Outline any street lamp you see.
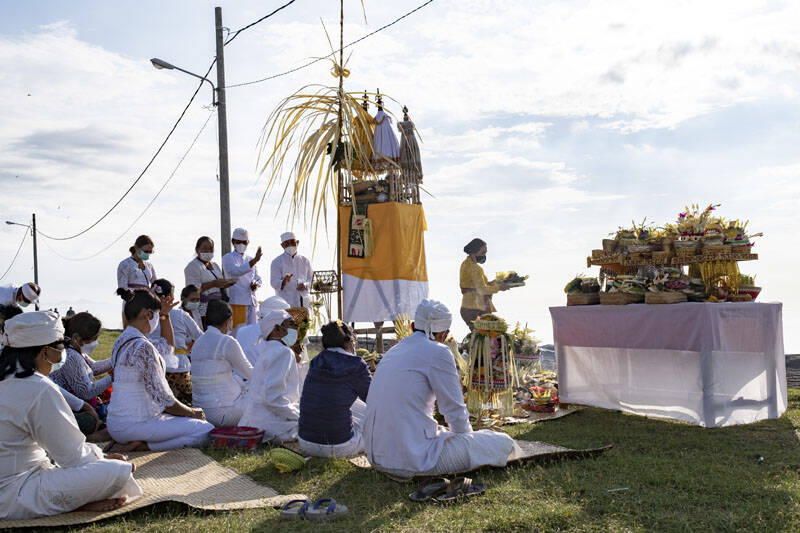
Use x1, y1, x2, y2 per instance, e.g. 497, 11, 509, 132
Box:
5, 214, 39, 310
149, 8, 232, 255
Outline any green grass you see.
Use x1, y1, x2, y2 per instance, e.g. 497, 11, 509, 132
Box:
71, 331, 800, 532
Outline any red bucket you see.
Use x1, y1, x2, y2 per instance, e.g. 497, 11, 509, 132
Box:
209, 426, 264, 450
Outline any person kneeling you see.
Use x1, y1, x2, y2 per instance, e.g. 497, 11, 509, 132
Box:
298, 321, 371, 458
364, 299, 514, 480
239, 310, 300, 443
0, 311, 142, 519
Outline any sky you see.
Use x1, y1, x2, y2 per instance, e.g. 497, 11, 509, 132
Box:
0, 0, 799, 351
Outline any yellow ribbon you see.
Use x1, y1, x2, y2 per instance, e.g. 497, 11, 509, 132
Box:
330, 64, 350, 78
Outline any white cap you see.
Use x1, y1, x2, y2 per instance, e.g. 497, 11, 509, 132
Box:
232, 228, 249, 241
259, 310, 291, 339
1, 311, 64, 348
280, 231, 297, 243
414, 299, 452, 339
20, 283, 39, 304
258, 296, 290, 319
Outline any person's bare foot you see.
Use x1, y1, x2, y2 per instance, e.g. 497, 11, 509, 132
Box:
77, 497, 127, 513
86, 427, 111, 442
104, 440, 148, 453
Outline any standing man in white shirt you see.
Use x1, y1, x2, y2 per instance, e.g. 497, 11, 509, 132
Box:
270, 232, 313, 309
222, 228, 263, 329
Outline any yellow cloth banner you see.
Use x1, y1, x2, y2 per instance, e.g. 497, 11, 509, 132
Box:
339, 203, 428, 282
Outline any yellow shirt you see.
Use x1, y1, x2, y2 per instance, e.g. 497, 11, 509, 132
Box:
459, 257, 499, 312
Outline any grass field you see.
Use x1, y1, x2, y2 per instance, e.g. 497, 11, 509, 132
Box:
73, 330, 800, 532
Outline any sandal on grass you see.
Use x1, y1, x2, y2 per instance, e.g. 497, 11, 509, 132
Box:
280, 499, 310, 520
432, 476, 486, 504
306, 498, 348, 520
408, 477, 451, 502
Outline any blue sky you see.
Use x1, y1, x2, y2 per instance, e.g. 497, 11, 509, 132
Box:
1, 0, 799, 351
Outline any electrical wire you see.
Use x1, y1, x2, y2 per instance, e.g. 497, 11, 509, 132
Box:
224, 0, 298, 46
36, 61, 216, 242
38, 110, 216, 262
225, 0, 436, 89
0, 227, 29, 281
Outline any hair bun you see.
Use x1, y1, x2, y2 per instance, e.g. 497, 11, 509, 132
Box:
116, 288, 135, 302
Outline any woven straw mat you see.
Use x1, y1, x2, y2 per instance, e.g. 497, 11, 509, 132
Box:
2, 448, 306, 528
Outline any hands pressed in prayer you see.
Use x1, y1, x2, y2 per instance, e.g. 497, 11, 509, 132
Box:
250, 282, 259, 292
291, 342, 303, 363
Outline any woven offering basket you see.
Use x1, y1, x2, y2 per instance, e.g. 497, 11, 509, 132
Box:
628, 244, 652, 253
651, 251, 671, 263
600, 292, 645, 305
591, 249, 604, 259
209, 426, 264, 450
567, 293, 600, 306
738, 286, 761, 301
286, 306, 309, 323
602, 239, 618, 253
674, 240, 700, 250
645, 292, 688, 304
473, 317, 508, 333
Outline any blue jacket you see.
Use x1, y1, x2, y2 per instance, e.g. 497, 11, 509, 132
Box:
298, 348, 371, 445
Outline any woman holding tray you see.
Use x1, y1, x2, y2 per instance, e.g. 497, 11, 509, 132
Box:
459, 238, 509, 329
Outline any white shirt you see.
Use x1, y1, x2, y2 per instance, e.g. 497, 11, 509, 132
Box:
270, 251, 313, 308
222, 251, 261, 307
239, 339, 301, 442
0, 285, 18, 306
116, 256, 156, 290
149, 308, 203, 372
363, 332, 472, 474
184, 257, 224, 319
190, 326, 253, 409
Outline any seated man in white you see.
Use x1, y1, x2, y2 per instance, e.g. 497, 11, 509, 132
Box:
363, 299, 514, 479
236, 296, 289, 366
190, 300, 254, 427
0, 311, 142, 519
239, 310, 301, 443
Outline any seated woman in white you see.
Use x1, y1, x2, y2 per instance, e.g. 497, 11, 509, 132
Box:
50, 311, 112, 404
106, 290, 213, 452
239, 310, 301, 443
0, 311, 142, 520
190, 300, 253, 427
363, 299, 514, 480
236, 296, 289, 366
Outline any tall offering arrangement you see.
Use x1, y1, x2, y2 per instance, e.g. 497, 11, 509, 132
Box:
465, 314, 519, 417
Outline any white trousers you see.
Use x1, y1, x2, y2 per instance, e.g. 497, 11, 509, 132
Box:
107, 413, 214, 451
204, 403, 244, 427
377, 430, 515, 479
4, 460, 142, 520
298, 400, 366, 458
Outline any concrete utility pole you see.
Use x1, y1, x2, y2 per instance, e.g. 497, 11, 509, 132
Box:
215, 6, 232, 255
31, 214, 39, 310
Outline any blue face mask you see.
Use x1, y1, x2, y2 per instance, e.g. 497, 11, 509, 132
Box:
282, 328, 298, 347
18, 300, 30, 308
138, 251, 150, 261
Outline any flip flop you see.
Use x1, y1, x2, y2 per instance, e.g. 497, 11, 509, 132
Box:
280, 499, 310, 520
432, 476, 486, 504
305, 498, 348, 520
408, 477, 451, 502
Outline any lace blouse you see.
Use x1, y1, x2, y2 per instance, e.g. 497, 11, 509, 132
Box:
50, 348, 112, 401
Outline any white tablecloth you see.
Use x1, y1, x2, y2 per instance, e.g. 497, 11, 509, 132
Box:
549, 302, 787, 427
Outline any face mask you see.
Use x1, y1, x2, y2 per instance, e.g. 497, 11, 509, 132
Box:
82, 340, 99, 355
234, 243, 247, 254
185, 301, 200, 311
284, 246, 298, 256
282, 328, 298, 346
198, 252, 214, 262
148, 311, 160, 333
49, 348, 67, 372
18, 300, 30, 308
138, 251, 150, 261
475, 255, 487, 264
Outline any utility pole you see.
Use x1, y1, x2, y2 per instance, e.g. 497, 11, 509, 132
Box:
215, 6, 232, 255
31, 214, 39, 310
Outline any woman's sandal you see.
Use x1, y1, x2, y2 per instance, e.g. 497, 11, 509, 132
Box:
280, 499, 310, 520
408, 477, 451, 502
432, 476, 486, 504
305, 498, 348, 520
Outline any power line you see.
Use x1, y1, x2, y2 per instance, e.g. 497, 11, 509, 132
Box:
0, 227, 29, 281
36, 61, 216, 242
224, 0, 298, 46
225, 0, 436, 89
38, 110, 216, 263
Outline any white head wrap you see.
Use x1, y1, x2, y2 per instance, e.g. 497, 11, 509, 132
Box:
257, 296, 290, 320
20, 283, 39, 304
280, 231, 297, 243
259, 310, 291, 340
414, 299, 452, 340
1, 311, 63, 348
232, 228, 249, 241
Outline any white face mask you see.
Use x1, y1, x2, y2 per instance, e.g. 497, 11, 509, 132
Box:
284, 246, 298, 256
148, 311, 160, 334
282, 328, 298, 346
198, 252, 214, 262
82, 340, 99, 355
49, 348, 67, 372
18, 300, 30, 308
185, 301, 200, 311
234, 243, 247, 254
